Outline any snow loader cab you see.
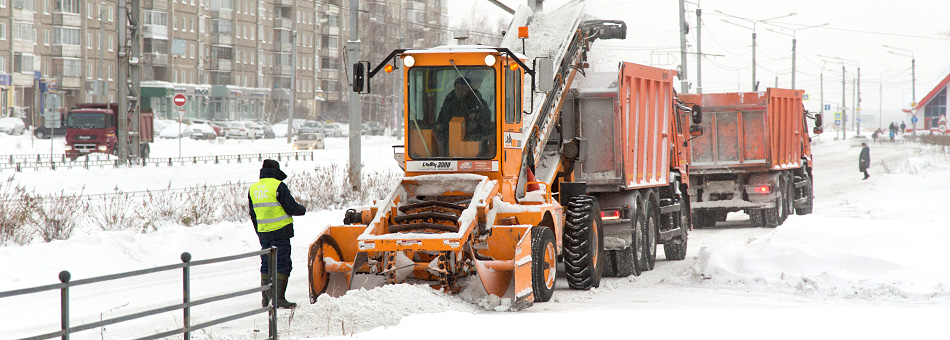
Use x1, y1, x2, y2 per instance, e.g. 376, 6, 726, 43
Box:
310, 17, 630, 310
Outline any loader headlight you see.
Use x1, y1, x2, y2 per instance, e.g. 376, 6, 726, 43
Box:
484, 55, 496, 66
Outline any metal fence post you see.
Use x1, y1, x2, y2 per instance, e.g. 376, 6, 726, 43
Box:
182, 252, 192, 340
59, 270, 71, 340
268, 247, 277, 339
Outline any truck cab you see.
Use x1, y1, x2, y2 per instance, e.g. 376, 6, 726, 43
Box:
65, 104, 119, 158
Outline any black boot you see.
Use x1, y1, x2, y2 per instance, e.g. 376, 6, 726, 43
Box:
261, 274, 272, 307
275, 273, 297, 309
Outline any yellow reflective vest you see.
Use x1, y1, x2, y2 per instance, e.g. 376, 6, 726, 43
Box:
249, 178, 293, 232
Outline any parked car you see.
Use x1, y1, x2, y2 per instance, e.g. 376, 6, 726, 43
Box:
248, 122, 265, 139
256, 121, 276, 139
362, 122, 385, 136
189, 123, 217, 140
323, 122, 343, 137
299, 121, 324, 135
32, 125, 67, 138
226, 121, 262, 139
0, 117, 27, 135
293, 133, 325, 150
159, 122, 195, 139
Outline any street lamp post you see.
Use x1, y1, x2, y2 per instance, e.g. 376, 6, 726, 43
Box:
883, 45, 916, 133
819, 55, 860, 138
716, 10, 796, 91
765, 22, 829, 89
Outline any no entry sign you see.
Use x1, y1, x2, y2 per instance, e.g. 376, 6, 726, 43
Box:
173, 94, 186, 107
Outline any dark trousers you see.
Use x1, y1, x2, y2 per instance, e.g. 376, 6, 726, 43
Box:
259, 238, 292, 275
863, 170, 870, 179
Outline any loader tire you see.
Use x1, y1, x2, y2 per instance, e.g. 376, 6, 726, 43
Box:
563, 195, 605, 290
530, 226, 557, 302
663, 196, 689, 261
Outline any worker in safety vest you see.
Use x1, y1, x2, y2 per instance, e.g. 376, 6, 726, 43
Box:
248, 159, 307, 308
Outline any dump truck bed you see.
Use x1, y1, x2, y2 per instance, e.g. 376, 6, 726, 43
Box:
679, 89, 805, 173
563, 62, 682, 192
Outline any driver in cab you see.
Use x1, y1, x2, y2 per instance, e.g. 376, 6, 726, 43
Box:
436, 77, 491, 146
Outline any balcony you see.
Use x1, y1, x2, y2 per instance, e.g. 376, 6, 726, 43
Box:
13, 40, 34, 53
142, 0, 167, 10
273, 17, 293, 30
51, 45, 82, 58
210, 10, 232, 20
13, 9, 35, 21
273, 42, 293, 52
12, 73, 34, 87
142, 24, 169, 39
58, 76, 82, 89
211, 59, 232, 72
52, 12, 82, 26
210, 34, 232, 45
274, 65, 292, 76
142, 52, 169, 66
274, 0, 293, 7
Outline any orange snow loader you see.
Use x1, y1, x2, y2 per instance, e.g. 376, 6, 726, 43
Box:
307, 18, 640, 309
677, 90, 823, 228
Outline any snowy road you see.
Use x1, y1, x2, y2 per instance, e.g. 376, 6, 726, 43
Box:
2, 134, 949, 340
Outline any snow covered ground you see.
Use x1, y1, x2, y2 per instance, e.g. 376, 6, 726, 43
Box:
2, 131, 948, 340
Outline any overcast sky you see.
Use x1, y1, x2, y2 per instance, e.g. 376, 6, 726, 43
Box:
448, 0, 950, 128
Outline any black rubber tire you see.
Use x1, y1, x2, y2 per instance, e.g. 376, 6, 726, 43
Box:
530, 226, 557, 302
563, 195, 604, 290
640, 193, 659, 271
749, 209, 765, 227
795, 173, 813, 215
764, 197, 781, 228
35, 130, 46, 139
780, 173, 793, 223
663, 195, 689, 261
713, 210, 729, 223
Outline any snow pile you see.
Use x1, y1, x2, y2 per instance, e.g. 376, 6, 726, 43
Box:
690, 215, 950, 301
296, 284, 478, 337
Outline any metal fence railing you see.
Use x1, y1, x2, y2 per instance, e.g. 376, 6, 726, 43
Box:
0, 248, 280, 340
0, 151, 315, 172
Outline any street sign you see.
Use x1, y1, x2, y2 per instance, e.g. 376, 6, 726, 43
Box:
834, 119, 841, 126
834, 112, 841, 120
824, 104, 831, 111
173, 94, 186, 107
802, 94, 809, 101
856, 117, 861, 123
911, 116, 918, 124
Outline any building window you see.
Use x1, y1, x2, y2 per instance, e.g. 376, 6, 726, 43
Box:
42, 61, 49, 76
14, 53, 34, 74
108, 6, 113, 21
325, 13, 339, 28
14, 0, 35, 11
211, 45, 233, 60
211, 19, 231, 35
54, 58, 81, 77
219, 0, 231, 10
144, 11, 167, 27
0, 0, 5, 8
0, 57, 5, 73
44, 29, 49, 45
52, 26, 81, 45
86, 2, 91, 18
107, 64, 113, 80
86, 64, 93, 79
924, 88, 947, 128
190, 44, 195, 59
54, 0, 79, 13
13, 22, 35, 42
108, 35, 113, 51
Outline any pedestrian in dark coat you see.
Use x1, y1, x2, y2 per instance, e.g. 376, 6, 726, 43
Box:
859, 143, 870, 180
900, 121, 906, 134
249, 159, 307, 308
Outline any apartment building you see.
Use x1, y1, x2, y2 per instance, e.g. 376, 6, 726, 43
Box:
0, 0, 449, 125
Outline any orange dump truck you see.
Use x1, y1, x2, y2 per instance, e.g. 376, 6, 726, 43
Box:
678, 90, 822, 228
558, 62, 702, 277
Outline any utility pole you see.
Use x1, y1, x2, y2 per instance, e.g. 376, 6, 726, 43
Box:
130, 0, 141, 159
347, 0, 362, 191
791, 38, 796, 89
99, 3, 105, 102
696, 8, 702, 94
879, 74, 883, 130
752, 31, 757, 91
117, 0, 129, 161
290, 31, 297, 140
842, 65, 846, 141
678, 0, 688, 93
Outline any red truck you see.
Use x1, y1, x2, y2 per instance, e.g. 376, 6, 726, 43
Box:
678, 90, 822, 228
559, 62, 703, 277
65, 103, 154, 159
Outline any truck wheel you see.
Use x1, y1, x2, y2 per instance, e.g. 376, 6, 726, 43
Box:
764, 195, 782, 228
795, 173, 813, 215
530, 226, 557, 302
35, 130, 46, 139
780, 174, 793, 223
663, 196, 689, 261
564, 195, 604, 290
714, 210, 729, 223
640, 195, 659, 271
748, 209, 765, 227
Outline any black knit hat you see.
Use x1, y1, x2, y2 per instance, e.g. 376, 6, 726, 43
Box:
262, 159, 280, 170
